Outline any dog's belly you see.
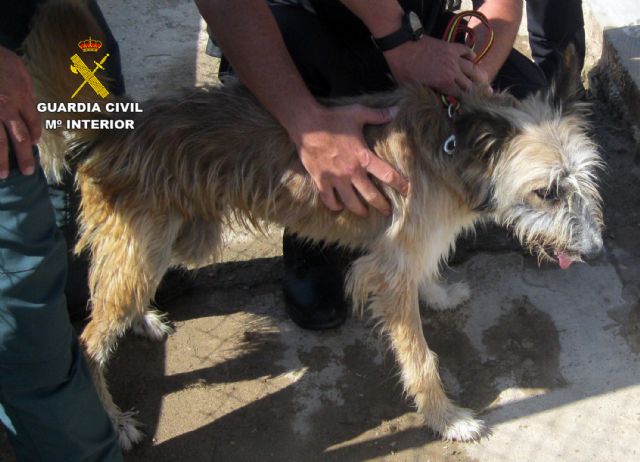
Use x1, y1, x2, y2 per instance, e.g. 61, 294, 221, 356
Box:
285, 212, 388, 250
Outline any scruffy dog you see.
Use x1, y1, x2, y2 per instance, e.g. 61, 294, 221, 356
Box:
25, 0, 603, 449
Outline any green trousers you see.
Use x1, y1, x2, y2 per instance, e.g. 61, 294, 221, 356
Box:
0, 159, 122, 462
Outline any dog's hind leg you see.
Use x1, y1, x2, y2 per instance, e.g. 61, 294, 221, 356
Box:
419, 279, 471, 311
348, 256, 483, 441
81, 213, 182, 365
171, 219, 223, 270
79, 211, 182, 449
82, 312, 146, 450
84, 355, 143, 451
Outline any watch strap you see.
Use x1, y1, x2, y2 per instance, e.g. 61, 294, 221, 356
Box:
372, 11, 423, 52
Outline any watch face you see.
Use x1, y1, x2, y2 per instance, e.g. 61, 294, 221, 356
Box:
408, 11, 424, 39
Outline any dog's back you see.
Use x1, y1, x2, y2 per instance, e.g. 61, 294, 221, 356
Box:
24, 0, 411, 251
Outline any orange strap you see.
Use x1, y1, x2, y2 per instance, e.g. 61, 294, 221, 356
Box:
440, 10, 494, 111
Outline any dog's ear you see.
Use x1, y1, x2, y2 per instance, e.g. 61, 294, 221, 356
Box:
452, 109, 516, 211
549, 43, 586, 114
452, 109, 516, 160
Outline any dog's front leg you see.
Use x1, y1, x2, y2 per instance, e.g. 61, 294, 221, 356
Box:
348, 253, 484, 440
350, 263, 480, 442
381, 286, 483, 440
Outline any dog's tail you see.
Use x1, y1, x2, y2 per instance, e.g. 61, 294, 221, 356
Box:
22, 0, 119, 181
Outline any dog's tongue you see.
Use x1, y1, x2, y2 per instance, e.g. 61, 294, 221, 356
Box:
557, 252, 573, 270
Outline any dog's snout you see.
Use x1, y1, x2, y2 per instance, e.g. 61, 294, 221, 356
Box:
581, 239, 604, 261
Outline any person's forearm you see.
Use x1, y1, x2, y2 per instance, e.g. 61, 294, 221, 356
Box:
339, 0, 404, 38
196, 0, 407, 215
195, 0, 322, 138
472, 0, 522, 80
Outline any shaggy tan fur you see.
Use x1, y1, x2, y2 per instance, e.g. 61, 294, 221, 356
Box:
24, 0, 604, 449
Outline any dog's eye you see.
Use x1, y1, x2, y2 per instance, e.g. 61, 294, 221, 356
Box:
534, 188, 560, 202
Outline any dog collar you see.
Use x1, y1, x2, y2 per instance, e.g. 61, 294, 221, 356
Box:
443, 104, 458, 155
439, 10, 494, 155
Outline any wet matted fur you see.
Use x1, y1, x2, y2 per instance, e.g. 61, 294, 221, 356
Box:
24, 0, 604, 449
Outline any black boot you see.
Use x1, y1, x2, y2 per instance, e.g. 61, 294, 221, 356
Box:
282, 232, 349, 330
49, 171, 91, 322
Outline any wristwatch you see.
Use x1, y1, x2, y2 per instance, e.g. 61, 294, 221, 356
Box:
372, 11, 424, 52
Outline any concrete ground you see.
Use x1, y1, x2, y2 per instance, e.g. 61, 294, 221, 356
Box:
2, 1, 639, 461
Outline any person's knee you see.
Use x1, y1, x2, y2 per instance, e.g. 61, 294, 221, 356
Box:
493, 49, 548, 99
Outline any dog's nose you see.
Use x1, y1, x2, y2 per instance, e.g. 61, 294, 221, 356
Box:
581, 240, 604, 261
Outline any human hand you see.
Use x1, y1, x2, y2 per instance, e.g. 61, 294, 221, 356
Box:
289, 104, 408, 217
0, 46, 41, 179
383, 35, 492, 97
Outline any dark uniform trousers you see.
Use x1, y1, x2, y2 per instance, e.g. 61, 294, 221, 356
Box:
0, 1, 124, 460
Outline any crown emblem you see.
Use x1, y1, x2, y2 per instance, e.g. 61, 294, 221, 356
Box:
78, 36, 102, 52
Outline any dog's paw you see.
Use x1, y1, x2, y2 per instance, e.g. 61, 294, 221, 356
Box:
422, 281, 471, 311
442, 282, 471, 309
132, 310, 173, 341
114, 410, 144, 451
438, 408, 486, 441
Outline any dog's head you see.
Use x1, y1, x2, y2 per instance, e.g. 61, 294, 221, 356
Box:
452, 49, 604, 268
